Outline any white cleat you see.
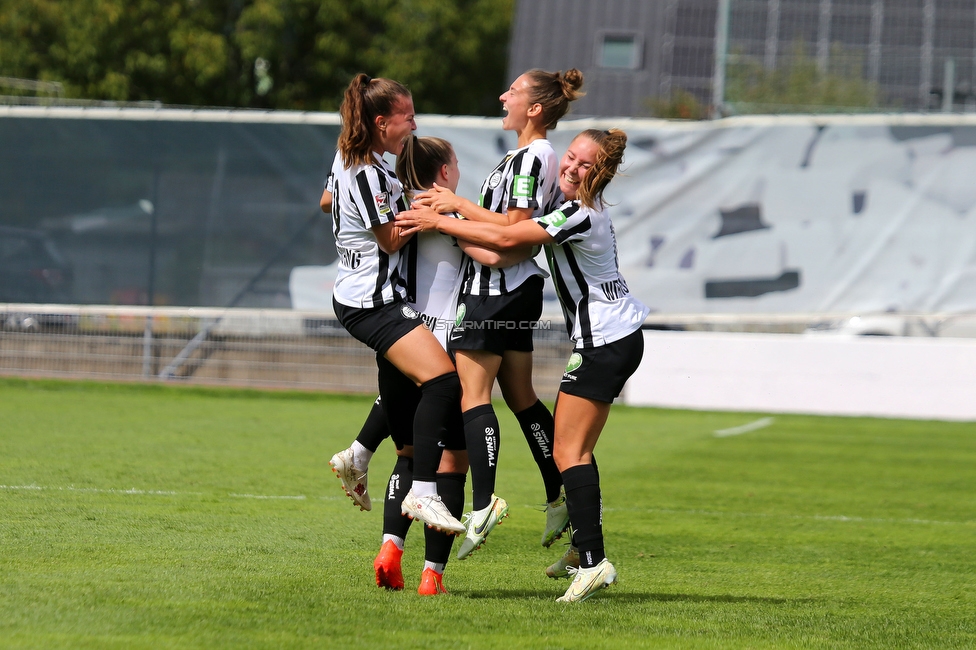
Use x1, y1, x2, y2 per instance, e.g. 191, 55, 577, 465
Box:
329, 448, 370, 511
457, 494, 510, 560
541, 487, 570, 547
556, 558, 617, 603
401, 490, 466, 535
545, 544, 580, 579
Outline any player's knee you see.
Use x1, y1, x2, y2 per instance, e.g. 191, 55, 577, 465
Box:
438, 449, 468, 473
553, 445, 587, 472
420, 371, 460, 402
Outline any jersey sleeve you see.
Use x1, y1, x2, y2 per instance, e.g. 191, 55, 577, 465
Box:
324, 171, 335, 194
532, 201, 592, 245
447, 212, 463, 247
351, 165, 398, 229
506, 150, 546, 211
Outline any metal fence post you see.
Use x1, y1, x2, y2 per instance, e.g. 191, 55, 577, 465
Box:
713, 0, 732, 118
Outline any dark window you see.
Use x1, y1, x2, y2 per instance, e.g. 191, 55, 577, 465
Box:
598, 32, 643, 69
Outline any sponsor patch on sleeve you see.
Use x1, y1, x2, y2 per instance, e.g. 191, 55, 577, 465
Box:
374, 192, 391, 215
541, 210, 567, 228
511, 175, 536, 199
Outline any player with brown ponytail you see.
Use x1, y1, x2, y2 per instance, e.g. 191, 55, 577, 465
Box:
325, 73, 467, 545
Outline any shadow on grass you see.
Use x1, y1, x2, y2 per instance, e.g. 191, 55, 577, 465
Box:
460, 589, 817, 605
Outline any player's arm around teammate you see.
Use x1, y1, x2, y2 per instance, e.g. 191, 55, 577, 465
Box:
404, 69, 586, 562
400, 129, 648, 602
328, 73, 464, 537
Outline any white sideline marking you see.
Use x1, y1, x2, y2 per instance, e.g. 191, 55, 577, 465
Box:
605, 506, 973, 528
0, 484, 344, 501
714, 417, 775, 437
0, 484, 184, 495
4, 485, 968, 527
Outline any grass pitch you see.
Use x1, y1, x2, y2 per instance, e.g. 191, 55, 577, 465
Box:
0, 377, 974, 649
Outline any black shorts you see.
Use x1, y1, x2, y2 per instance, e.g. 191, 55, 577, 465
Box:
376, 354, 465, 452
558, 328, 644, 403
449, 275, 544, 356
333, 296, 424, 355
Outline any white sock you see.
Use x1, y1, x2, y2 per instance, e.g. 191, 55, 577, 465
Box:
382, 534, 405, 550
411, 480, 437, 498
351, 440, 373, 470
424, 560, 445, 574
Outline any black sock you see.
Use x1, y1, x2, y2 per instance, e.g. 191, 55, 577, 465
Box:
514, 400, 562, 503
355, 396, 389, 452
412, 372, 460, 482
562, 463, 605, 568
376, 355, 420, 450
383, 456, 414, 540
463, 404, 501, 510
424, 472, 466, 565
569, 457, 598, 548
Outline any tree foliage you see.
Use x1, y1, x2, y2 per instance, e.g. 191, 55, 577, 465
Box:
726, 42, 880, 113
648, 88, 709, 120
0, 0, 514, 115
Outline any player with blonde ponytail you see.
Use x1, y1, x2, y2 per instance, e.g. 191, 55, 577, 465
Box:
398, 128, 650, 602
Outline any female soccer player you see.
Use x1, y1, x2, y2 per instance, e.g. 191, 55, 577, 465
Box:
327, 73, 464, 537
398, 128, 650, 603
329, 135, 523, 594
412, 69, 584, 559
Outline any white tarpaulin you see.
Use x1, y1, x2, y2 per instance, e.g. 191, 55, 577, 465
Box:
293, 114, 976, 316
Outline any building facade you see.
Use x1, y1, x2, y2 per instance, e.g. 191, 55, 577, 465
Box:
507, 0, 976, 117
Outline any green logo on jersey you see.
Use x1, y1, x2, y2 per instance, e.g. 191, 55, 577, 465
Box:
455, 304, 466, 327
512, 175, 535, 199
565, 353, 582, 373
541, 210, 567, 228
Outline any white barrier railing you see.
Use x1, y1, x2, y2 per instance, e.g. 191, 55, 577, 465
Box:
0, 304, 573, 396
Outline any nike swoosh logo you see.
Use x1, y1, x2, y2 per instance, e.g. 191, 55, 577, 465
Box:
473, 512, 492, 535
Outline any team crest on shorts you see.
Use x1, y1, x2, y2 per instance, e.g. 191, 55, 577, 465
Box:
454, 303, 466, 327
487, 171, 503, 190
565, 353, 582, 373
401, 305, 419, 319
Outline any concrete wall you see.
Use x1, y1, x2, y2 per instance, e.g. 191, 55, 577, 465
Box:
624, 329, 976, 421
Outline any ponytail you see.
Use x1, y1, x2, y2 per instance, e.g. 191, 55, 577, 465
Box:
396, 136, 454, 199
576, 129, 627, 210
338, 73, 412, 168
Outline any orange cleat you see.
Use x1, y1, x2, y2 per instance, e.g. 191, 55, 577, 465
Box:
374, 539, 404, 590
417, 567, 448, 596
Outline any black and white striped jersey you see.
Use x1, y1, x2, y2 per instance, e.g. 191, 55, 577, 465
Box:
534, 200, 650, 349
461, 139, 558, 296
328, 151, 410, 308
